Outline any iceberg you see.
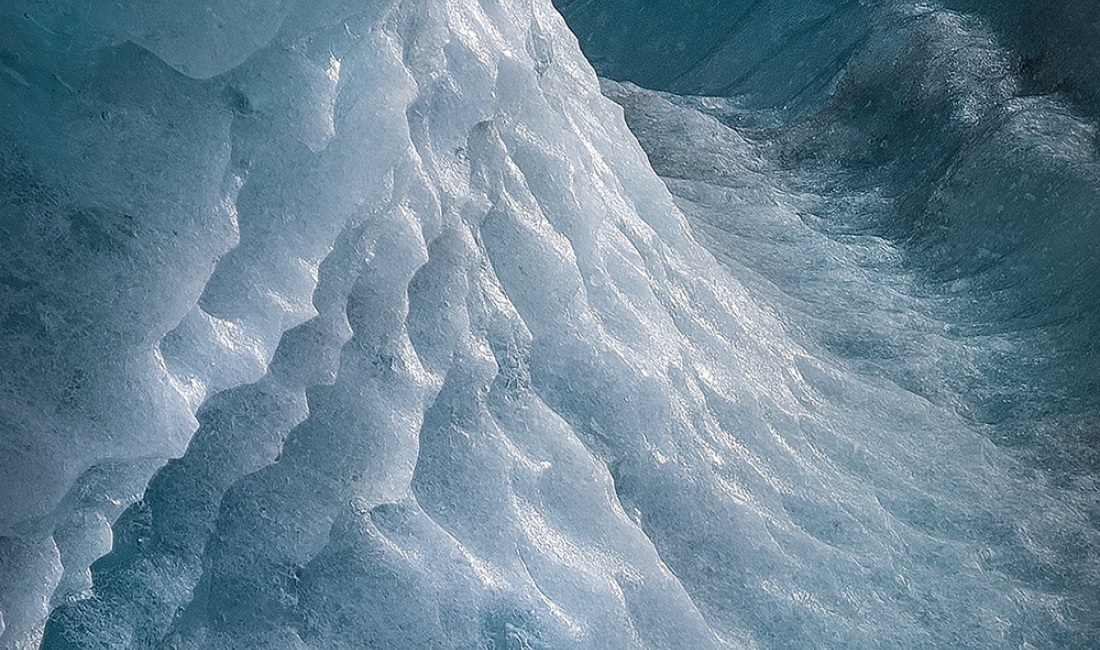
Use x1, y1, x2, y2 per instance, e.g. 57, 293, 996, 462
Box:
0, 0, 1096, 648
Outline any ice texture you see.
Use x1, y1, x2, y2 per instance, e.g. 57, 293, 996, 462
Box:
0, 0, 1097, 649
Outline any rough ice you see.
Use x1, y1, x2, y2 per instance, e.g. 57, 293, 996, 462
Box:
0, 0, 1097, 649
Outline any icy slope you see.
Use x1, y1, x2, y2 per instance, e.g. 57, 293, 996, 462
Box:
596, 2, 1100, 473
0, 0, 1096, 649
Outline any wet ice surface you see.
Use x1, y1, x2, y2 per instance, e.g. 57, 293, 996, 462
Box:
0, 0, 1097, 648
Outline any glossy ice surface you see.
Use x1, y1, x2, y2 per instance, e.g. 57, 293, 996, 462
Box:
1, 0, 1096, 648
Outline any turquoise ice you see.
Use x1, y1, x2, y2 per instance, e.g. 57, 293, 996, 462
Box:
0, 0, 1097, 648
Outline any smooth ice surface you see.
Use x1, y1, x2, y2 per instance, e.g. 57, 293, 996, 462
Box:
0, 0, 1097, 649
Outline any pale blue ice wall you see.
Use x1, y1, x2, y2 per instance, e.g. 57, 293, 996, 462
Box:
554, 0, 874, 112
0, 0, 1098, 649
555, 0, 1100, 115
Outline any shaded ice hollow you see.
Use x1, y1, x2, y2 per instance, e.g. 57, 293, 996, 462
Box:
0, 0, 1097, 648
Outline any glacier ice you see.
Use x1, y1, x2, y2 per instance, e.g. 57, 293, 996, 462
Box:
0, 0, 1097, 648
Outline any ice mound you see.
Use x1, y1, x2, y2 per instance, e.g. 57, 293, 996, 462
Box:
0, 0, 1097, 649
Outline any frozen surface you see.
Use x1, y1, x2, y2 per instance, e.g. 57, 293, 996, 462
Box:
0, 0, 1097, 649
